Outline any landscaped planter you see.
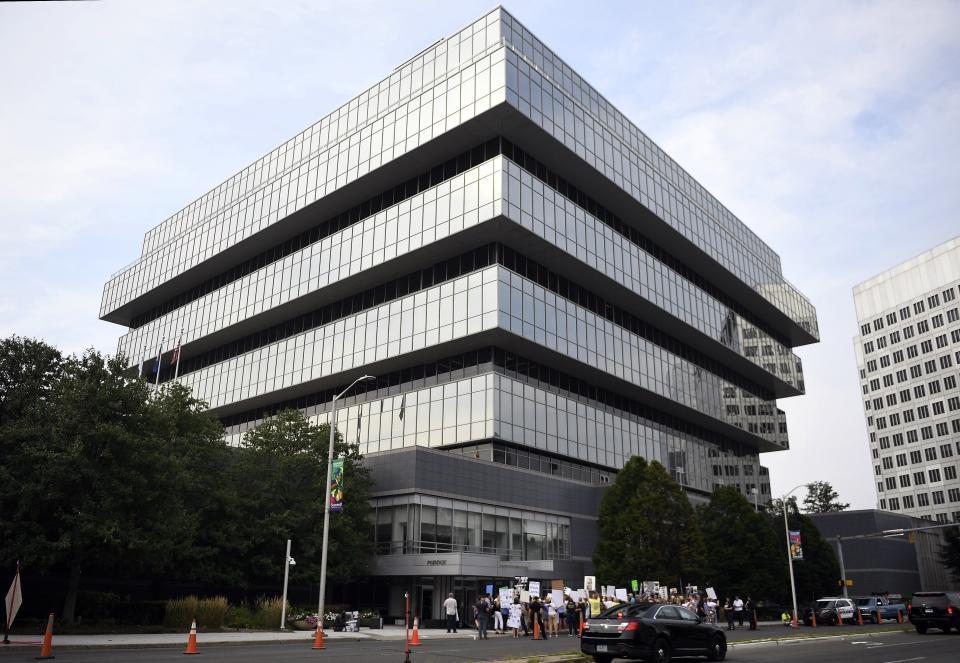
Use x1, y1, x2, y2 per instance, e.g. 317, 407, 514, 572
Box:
291, 620, 314, 630
358, 617, 382, 629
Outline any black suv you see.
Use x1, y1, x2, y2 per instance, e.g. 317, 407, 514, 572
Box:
909, 591, 960, 634
581, 602, 726, 663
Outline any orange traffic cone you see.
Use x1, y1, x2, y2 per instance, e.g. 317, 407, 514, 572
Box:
856, 608, 864, 626
410, 617, 421, 646
579, 618, 585, 637
35, 613, 55, 660
533, 618, 542, 640
810, 610, 817, 628
877, 610, 883, 625
897, 610, 903, 624
183, 618, 199, 655
312, 623, 325, 650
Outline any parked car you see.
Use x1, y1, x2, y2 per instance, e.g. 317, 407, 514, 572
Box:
909, 591, 960, 634
581, 602, 726, 663
802, 597, 855, 625
852, 596, 906, 623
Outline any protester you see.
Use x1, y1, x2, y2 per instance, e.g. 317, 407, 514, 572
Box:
733, 595, 744, 627
746, 596, 757, 630
443, 593, 459, 633
493, 595, 504, 634
577, 594, 589, 631
556, 595, 566, 633
529, 596, 545, 638
475, 594, 490, 639
781, 610, 792, 627
724, 597, 736, 630
565, 595, 579, 636
588, 592, 602, 620
706, 596, 718, 624
508, 598, 523, 638
546, 596, 559, 636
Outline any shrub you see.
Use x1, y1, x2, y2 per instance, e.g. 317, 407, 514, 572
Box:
164, 596, 199, 629
252, 596, 290, 629
226, 603, 256, 630
197, 596, 229, 629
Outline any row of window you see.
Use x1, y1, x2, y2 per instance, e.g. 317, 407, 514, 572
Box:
864, 349, 958, 375
878, 465, 959, 490
876, 441, 960, 474
860, 285, 957, 336
863, 320, 960, 356
156, 243, 773, 404
220, 345, 757, 457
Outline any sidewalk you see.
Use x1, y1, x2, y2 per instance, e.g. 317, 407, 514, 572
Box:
1, 624, 504, 649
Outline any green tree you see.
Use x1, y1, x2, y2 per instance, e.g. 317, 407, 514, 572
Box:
801, 481, 849, 514
939, 526, 960, 583
228, 409, 375, 591
594, 456, 706, 588
697, 486, 787, 602
0, 340, 230, 623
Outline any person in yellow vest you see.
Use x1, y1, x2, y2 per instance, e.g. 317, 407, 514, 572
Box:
588, 592, 603, 619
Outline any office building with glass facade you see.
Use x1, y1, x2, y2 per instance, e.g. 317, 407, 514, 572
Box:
101, 8, 818, 624
854, 236, 960, 524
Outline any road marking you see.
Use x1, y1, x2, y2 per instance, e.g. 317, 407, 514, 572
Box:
882, 658, 925, 663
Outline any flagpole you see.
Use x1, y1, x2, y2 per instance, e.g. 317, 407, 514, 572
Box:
173, 329, 183, 380
154, 339, 164, 388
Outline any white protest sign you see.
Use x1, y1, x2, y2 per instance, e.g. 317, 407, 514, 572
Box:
552, 593, 564, 608
584, 575, 596, 592
615, 588, 628, 601
605, 585, 616, 598
528, 581, 541, 597
499, 587, 512, 604
706, 587, 717, 600
569, 590, 580, 602
520, 590, 530, 603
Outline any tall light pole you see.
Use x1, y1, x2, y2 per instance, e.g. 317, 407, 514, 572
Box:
280, 539, 296, 629
317, 374, 375, 630
781, 483, 808, 629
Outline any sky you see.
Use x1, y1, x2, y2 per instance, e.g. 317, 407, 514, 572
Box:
1, 0, 958, 509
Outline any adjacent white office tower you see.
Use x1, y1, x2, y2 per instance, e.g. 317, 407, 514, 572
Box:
854, 237, 960, 523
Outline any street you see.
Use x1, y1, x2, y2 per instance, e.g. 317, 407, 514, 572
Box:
1, 628, 957, 662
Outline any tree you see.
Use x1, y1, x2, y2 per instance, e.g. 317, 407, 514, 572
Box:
940, 526, 960, 583
697, 486, 787, 602
0, 340, 230, 623
594, 456, 706, 588
227, 409, 375, 591
801, 481, 849, 514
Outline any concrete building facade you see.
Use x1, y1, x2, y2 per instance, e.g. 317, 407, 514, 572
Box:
853, 237, 960, 523
101, 8, 818, 623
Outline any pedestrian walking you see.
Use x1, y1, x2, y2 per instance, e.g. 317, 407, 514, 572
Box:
443, 593, 458, 633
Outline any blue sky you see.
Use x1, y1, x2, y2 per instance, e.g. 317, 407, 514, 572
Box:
2, 0, 958, 508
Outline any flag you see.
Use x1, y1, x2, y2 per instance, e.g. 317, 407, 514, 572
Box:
398, 394, 405, 420
329, 459, 345, 512
789, 530, 803, 560
356, 403, 362, 443
170, 336, 182, 366
4, 562, 22, 638
151, 341, 163, 374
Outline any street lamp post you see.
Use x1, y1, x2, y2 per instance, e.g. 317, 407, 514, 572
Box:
781, 483, 808, 629
280, 539, 296, 629
317, 375, 375, 630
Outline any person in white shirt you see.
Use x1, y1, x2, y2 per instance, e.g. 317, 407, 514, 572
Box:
443, 593, 458, 633
733, 596, 744, 627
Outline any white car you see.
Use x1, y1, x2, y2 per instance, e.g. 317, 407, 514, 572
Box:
804, 597, 855, 625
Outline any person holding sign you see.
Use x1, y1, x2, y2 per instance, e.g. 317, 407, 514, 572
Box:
508, 597, 522, 638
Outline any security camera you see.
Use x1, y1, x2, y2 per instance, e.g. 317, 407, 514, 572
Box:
288, 557, 297, 566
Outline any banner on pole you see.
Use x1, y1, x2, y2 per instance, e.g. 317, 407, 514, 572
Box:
330, 458, 345, 512
4, 563, 22, 635
789, 530, 803, 560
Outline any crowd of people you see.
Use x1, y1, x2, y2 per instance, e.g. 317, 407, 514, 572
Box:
440, 588, 760, 639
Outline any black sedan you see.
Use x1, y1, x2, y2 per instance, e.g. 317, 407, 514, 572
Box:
581, 602, 726, 663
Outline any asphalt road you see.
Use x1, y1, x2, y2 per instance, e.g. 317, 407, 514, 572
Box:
1, 628, 956, 662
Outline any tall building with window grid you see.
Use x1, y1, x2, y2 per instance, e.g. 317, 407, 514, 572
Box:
854, 236, 960, 524
101, 7, 818, 623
